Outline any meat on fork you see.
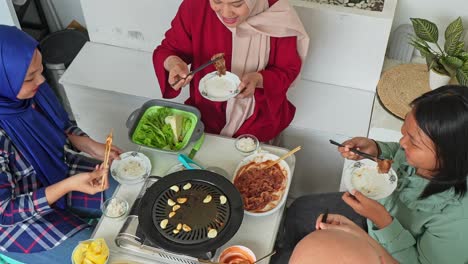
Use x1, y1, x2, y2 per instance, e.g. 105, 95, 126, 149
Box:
211, 53, 226, 76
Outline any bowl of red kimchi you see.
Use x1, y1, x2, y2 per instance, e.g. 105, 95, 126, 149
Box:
232, 152, 291, 216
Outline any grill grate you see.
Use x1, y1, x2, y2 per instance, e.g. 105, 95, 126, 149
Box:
152, 180, 230, 244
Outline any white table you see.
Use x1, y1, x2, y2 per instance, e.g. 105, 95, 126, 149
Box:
91, 134, 295, 263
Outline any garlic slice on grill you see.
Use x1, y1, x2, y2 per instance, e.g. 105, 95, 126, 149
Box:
203, 195, 212, 204
219, 195, 227, 205
177, 198, 188, 204
160, 219, 169, 229
173, 229, 180, 234
169, 211, 176, 218
168, 199, 176, 206
170, 185, 179, 192
177, 223, 182, 230
182, 224, 192, 232
172, 205, 181, 211
207, 228, 218, 238
183, 183, 192, 190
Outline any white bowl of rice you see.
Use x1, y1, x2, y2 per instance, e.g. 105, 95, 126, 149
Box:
101, 197, 129, 219
235, 134, 259, 156
110, 151, 151, 184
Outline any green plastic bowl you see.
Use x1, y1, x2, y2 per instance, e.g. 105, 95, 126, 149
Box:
126, 100, 204, 153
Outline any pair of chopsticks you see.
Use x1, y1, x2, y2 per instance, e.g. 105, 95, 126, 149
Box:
170, 56, 224, 87
101, 129, 113, 189
329, 140, 383, 161
266, 146, 301, 169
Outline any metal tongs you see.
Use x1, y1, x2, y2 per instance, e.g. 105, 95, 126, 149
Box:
170, 55, 224, 87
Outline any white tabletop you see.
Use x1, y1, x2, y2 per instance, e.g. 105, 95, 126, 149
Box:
91, 133, 295, 263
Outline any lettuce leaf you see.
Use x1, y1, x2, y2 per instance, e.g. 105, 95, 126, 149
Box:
133, 107, 192, 150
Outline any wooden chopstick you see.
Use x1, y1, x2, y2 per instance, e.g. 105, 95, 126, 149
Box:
266, 146, 301, 169
101, 129, 113, 189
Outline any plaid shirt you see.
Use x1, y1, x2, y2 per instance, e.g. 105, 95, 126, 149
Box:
0, 124, 104, 253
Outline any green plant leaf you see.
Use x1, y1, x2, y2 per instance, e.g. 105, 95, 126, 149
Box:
460, 51, 468, 61
454, 41, 466, 56
440, 58, 456, 76
445, 17, 464, 40
445, 31, 463, 55
431, 60, 450, 76
411, 18, 439, 43
456, 68, 468, 86
444, 56, 464, 69
410, 39, 433, 57
444, 32, 461, 55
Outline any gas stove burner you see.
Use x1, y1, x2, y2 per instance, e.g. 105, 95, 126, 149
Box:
138, 170, 243, 256
115, 174, 242, 263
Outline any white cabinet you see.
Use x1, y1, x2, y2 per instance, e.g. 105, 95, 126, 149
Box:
292, 0, 398, 92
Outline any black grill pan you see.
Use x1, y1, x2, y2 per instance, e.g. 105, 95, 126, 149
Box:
138, 169, 243, 256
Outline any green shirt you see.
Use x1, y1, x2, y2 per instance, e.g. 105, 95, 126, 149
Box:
367, 142, 468, 264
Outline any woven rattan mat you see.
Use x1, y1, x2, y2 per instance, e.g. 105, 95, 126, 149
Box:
377, 64, 430, 119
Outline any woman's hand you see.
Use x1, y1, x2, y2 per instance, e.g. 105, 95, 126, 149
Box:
68, 134, 122, 163
315, 213, 369, 239
237, 72, 263, 99
45, 164, 109, 205
68, 164, 109, 195
164, 55, 192, 90
342, 191, 393, 229
338, 137, 379, 160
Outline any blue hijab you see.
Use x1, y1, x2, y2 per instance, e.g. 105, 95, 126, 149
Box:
0, 26, 69, 208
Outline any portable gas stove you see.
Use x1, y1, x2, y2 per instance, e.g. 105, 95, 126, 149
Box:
115, 173, 243, 264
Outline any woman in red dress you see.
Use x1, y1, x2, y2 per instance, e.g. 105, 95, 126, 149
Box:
153, 0, 309, 142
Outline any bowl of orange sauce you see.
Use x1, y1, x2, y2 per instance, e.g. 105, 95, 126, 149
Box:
218, 245, 256, 264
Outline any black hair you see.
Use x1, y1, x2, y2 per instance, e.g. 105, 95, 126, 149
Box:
411, 85, 468, 199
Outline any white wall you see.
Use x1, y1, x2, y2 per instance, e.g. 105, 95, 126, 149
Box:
46, 0, 86, 29
392, 0, 468, 32
0, 0, 20, 27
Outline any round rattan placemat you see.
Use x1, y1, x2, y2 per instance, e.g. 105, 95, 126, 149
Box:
377, 64, 431, 119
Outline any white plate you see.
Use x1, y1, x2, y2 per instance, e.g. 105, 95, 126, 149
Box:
110, 151, 152, 184
343, 160, 398, 200
232, 152, 291, 216
199, 71, 240, 102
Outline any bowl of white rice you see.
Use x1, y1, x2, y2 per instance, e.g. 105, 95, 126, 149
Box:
101, 197, 129, 219
235, 134, 259, 156
110, 151, 152, 184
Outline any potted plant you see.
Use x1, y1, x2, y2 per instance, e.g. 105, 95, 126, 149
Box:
410, 17, 468, 89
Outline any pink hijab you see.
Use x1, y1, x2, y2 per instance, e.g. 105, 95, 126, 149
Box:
219, 0, 310, 137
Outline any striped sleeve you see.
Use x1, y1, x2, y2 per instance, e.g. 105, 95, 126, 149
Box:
0, 168, 52, 226
65, 123, 88, 137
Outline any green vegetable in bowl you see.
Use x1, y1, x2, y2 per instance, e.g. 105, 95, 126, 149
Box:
133, 108, 192, 150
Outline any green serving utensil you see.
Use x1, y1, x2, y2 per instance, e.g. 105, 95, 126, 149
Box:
188, 133, 205, 159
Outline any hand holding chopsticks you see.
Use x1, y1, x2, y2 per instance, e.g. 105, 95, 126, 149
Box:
329, 139, 382, 161
101, 129, 113, 190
